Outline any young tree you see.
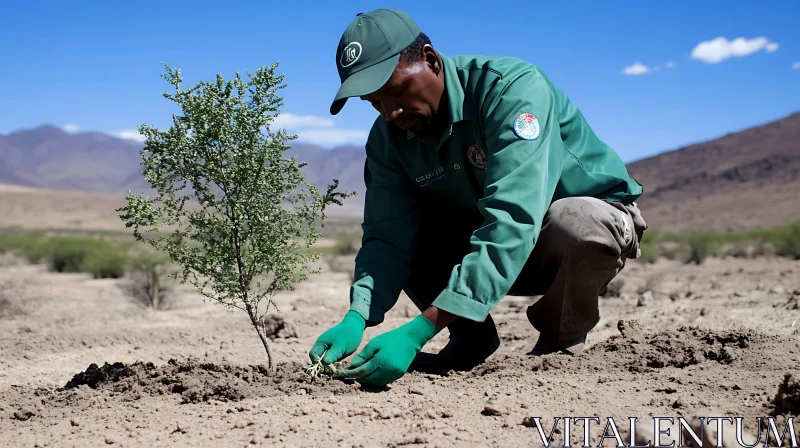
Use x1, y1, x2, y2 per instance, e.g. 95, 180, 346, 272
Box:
117, 62, 353, 372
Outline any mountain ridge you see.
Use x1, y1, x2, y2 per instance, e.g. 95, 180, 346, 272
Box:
2, 113, 798, 231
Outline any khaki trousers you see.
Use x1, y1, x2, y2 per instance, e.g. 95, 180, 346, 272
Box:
402, 197, 647, 353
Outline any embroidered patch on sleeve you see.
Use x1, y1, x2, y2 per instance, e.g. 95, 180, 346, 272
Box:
513, 113, 540, 140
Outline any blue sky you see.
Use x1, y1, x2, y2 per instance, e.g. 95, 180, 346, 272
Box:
1, 1, 798, 162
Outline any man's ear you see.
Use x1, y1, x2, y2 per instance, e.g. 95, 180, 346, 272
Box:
422, 45, 441, 76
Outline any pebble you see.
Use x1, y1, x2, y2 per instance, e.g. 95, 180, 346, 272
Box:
522, 416, 537, 427
722, 347, 737, 361
638, 291, 653, 306
13, 409, 34, 421
425, 410, 438, 419
771, 286, 786, 295
481, 403, 507, 416
376, 407, 403, 419
409, 387, 425, 395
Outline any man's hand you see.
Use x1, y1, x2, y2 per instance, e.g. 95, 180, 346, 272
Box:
309, 310, 366, 365
336, 315, 438, 386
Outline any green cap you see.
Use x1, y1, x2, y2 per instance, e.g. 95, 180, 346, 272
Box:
330, 9, 421, 115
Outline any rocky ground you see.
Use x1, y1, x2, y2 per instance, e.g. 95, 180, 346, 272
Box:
1, 253, 799, 447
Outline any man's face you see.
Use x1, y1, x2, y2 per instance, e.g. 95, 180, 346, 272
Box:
359, 45, 445, 134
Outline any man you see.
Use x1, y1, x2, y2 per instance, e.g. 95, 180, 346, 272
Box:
308, 9, 647, 387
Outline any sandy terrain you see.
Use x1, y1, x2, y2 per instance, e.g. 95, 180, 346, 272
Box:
0, 184, 130, 233
1, 252, 799, 447
0, 183, 364, 234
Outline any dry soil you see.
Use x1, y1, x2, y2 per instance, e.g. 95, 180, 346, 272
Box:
1, 254, 799, 447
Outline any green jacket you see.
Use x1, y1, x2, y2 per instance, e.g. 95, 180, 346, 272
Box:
349, 53, 643, 324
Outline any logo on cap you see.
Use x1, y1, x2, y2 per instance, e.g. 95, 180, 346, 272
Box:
340, 42, 362, 67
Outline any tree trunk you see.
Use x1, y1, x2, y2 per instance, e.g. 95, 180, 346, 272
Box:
229, 229, 274, 373
149, 269, 160, 309
246, 304, 273, 373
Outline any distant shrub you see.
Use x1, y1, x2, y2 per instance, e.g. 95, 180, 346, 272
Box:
331, 231, 361, 256
769, 219, 800, 259
48, 237, 123, 278
122, 250, 176, 310
48, 237, 89, 273
0, 232, 50, 263
0, 277, 39, 319
636, 227, 660, 263
3, 235, 128, 279
637, 273, 664, 295
720, 239, 775, 259
681, 228, 724, 265
78, 245, 127, 279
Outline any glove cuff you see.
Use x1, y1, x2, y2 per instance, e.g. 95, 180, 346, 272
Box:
342, 309, 367, 331
404, 315, 438, 350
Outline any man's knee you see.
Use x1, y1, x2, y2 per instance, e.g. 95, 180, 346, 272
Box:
541, 197, 629, 259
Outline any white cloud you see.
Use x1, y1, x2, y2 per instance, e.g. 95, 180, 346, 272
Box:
622, 62, 651, 75
622, 60, 677, 75
295, 129, 368, 147
793, 62, 800, 70
269, 112, 367, 147
110, 129, 146, 142
271, 113, 334, 130
691, 36, 779, 63
62, 123, 79, 133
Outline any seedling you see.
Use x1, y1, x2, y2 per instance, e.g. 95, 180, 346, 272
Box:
305, 350, 348, 379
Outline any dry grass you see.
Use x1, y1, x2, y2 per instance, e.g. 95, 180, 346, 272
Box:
0, 277, 39, 319
120, 271, 177, 311
325, 254, 355, 282
637, 273, 665, 295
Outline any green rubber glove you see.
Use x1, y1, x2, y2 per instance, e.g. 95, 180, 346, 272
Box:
336, 315, 438, 386
309, 310, 366, 365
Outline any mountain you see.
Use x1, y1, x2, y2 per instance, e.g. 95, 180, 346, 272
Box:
2, 114, 799, 231
0, 125, 144, 193
626, 112, 800, 231
0, 125, 367, 200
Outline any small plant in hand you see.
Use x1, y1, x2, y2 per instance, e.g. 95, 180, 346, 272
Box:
306, 352, 349, 380
117, 62, 354, 372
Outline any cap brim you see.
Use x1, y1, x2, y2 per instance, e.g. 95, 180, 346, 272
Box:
329, 53, 401, 115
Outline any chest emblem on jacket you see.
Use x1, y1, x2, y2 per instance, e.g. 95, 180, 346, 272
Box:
467, 144, 488, 170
